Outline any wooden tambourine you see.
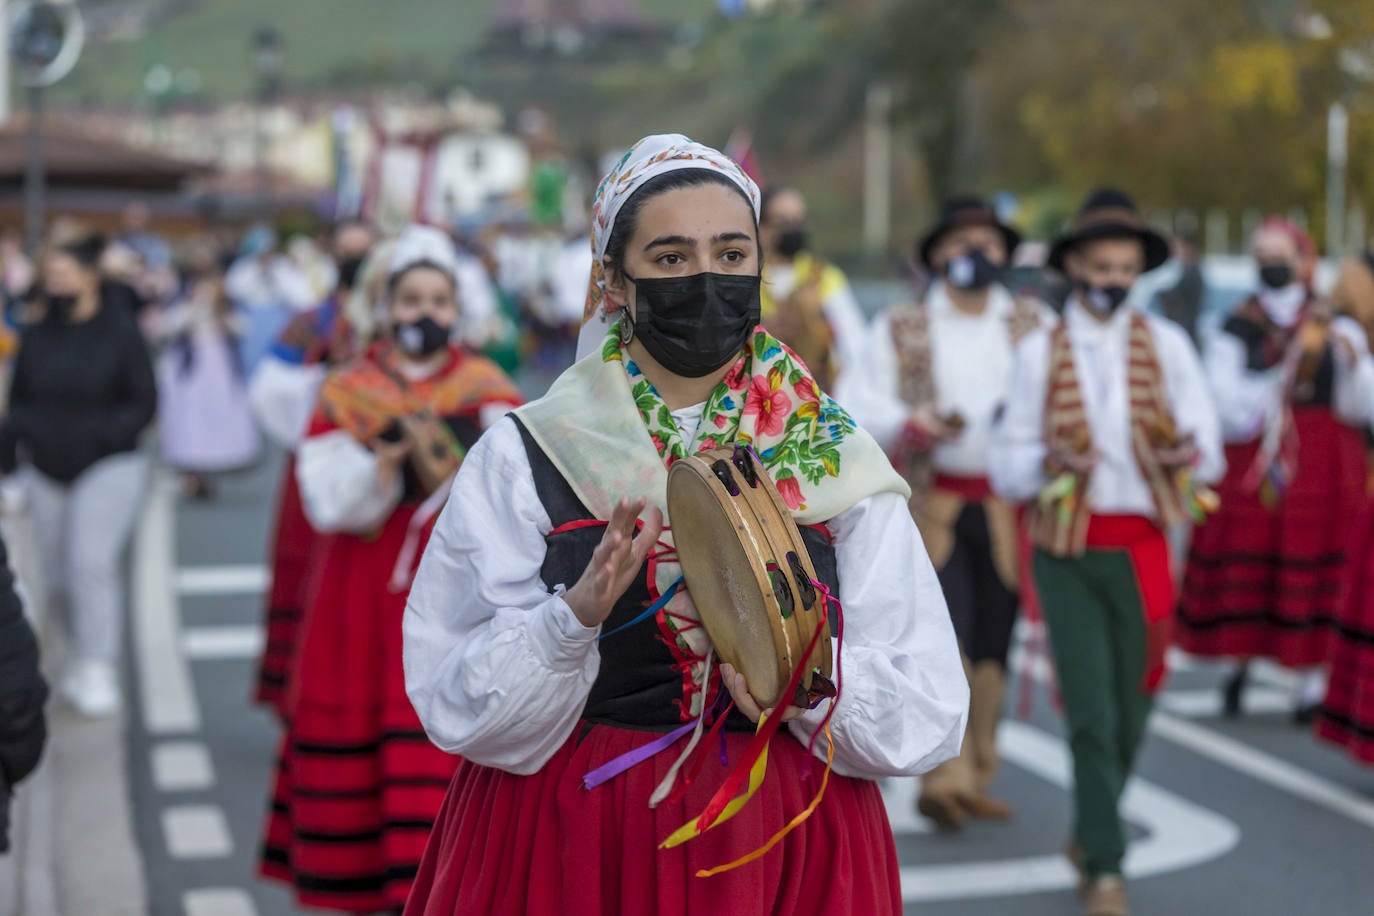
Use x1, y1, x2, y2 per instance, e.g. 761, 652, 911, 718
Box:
667, 444, 835, 710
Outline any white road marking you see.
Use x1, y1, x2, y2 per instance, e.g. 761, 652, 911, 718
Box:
1156, 686, 1292, 718
897, 721, 1240, 902
133, 474, 201, 734
162, 805, 234, 859
182, 625, 265, 661
176, 564, 269, 597
152, 742, 216, 792
183, 887, 258, 916
1149, 713, 1374, 831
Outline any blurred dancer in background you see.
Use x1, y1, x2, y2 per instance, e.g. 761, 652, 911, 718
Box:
992, 189, 1223, 916
1317, 246, 1374, 766
249, 220, 377, 718
226, 225, 315, 374
157, 245, 260, 499
1178, 218, 1374, 721
758, 185, 866, 391
259, 226, 523, 912
842, 195, 1053, 830
0, 235, 157, 718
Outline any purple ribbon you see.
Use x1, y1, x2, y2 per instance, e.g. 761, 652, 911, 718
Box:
582, 719, 699, 790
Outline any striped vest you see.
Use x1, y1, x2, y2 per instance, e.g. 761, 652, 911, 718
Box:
1028, 312, 1188, 557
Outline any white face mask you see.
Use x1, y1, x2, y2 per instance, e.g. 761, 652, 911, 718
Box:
1257, 283, 1306, 328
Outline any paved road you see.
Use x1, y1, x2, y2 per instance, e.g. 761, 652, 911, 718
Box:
120, 444, 1374, 915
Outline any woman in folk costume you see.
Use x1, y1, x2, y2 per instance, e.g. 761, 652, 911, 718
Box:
258, 225, 524, 913
990, 189, 1224, 916
248, 221, 378, 717
402, 135, 967, 916
839, 195, 1053, 830
1315, 250, 1374, 765
1177, 218, 1374, 720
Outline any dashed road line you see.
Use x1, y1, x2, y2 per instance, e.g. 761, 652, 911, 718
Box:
134, 473, 201, 734
182, 625, 265, 661
176, 565, 269, 597
162, 805, 234, 860
183, 887, 259, 916
152, 741, 217, 793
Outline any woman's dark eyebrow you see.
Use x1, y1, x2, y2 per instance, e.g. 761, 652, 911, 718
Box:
643, 235, 696, 251
714, 231, 754, 244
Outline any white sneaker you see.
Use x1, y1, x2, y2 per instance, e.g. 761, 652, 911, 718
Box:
60, 659, 122, 718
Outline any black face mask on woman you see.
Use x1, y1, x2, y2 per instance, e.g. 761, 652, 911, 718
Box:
394, 315, 451, 358
624, 271, 761, 378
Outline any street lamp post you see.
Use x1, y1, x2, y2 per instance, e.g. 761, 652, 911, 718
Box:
250, 25, 283, 215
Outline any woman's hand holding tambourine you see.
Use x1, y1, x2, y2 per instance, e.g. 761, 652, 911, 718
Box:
564, 497, 665, 629
719, 662, 806, 724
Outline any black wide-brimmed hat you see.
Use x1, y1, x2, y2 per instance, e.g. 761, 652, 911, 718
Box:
1047, 188, 1170, 273
917, 194, 1022, 269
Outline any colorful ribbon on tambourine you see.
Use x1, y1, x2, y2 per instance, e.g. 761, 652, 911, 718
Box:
660, 575, 844, 878
1037, 470, 1080, 523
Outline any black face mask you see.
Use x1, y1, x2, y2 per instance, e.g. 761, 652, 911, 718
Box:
944, 249, 1000, 291
775, 228, 809, 259
1258, 263, 1293, 290
394, 315, 451, 358
45, 293, 77, 321
337, 256, 366, 291
1080, 282, 1130, 316
625, 271, 761, 378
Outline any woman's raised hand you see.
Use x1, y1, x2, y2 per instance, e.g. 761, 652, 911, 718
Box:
564, 497, 665, 629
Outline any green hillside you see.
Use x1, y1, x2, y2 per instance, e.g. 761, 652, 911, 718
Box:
56, 0, 717, 105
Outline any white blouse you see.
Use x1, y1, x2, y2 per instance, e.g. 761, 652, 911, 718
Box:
838, 284, 1055, 477
403, 411, 969, 780
990, 302, 1226, 513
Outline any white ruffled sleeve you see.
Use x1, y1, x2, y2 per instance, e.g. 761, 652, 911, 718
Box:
1155, 318, 1227, 486
296, 429, 402, 533
1330, 316, 1374, 429
788, 490, 967, 778
989, 329, 1052, 502
248, 356, 325, 449
403, 417, 601, 774
833, 310, 909, 452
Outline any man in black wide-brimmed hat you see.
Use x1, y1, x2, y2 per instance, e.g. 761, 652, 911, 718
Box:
840, 194, 1053, 831
988, 189, 1225, 916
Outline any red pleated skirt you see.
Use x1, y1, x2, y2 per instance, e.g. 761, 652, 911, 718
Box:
259, 504, 458, 913
254, 455, 319, 716
1177, 408, 1367, 667
1317, 504, 1374, 766
403, 724, 902, 916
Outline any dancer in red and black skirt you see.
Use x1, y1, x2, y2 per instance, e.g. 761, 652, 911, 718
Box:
248, 221, 375, 717
402, 135, 967, 916
259, 226, 523, 913
1178, 218, 1374, 719
1317, 249, 1374, 764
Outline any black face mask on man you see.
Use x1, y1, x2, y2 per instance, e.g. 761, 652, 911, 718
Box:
45, 293, 78, 321
775, 228, 809, 259
944, 249, 1000, 291
394, 315, 451, 358
337, 256, 366, 291
1079, 282, 1130, 316
623, 271, 761, 378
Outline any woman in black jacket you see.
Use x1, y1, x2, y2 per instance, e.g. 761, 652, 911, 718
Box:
0, 235, 157, 718
0, 530, 47, 854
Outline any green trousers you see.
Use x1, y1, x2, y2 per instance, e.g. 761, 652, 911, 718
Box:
1034, 547, 1154, 879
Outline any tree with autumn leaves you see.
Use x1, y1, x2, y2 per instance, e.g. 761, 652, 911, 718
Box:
883, 0, 1374, 247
